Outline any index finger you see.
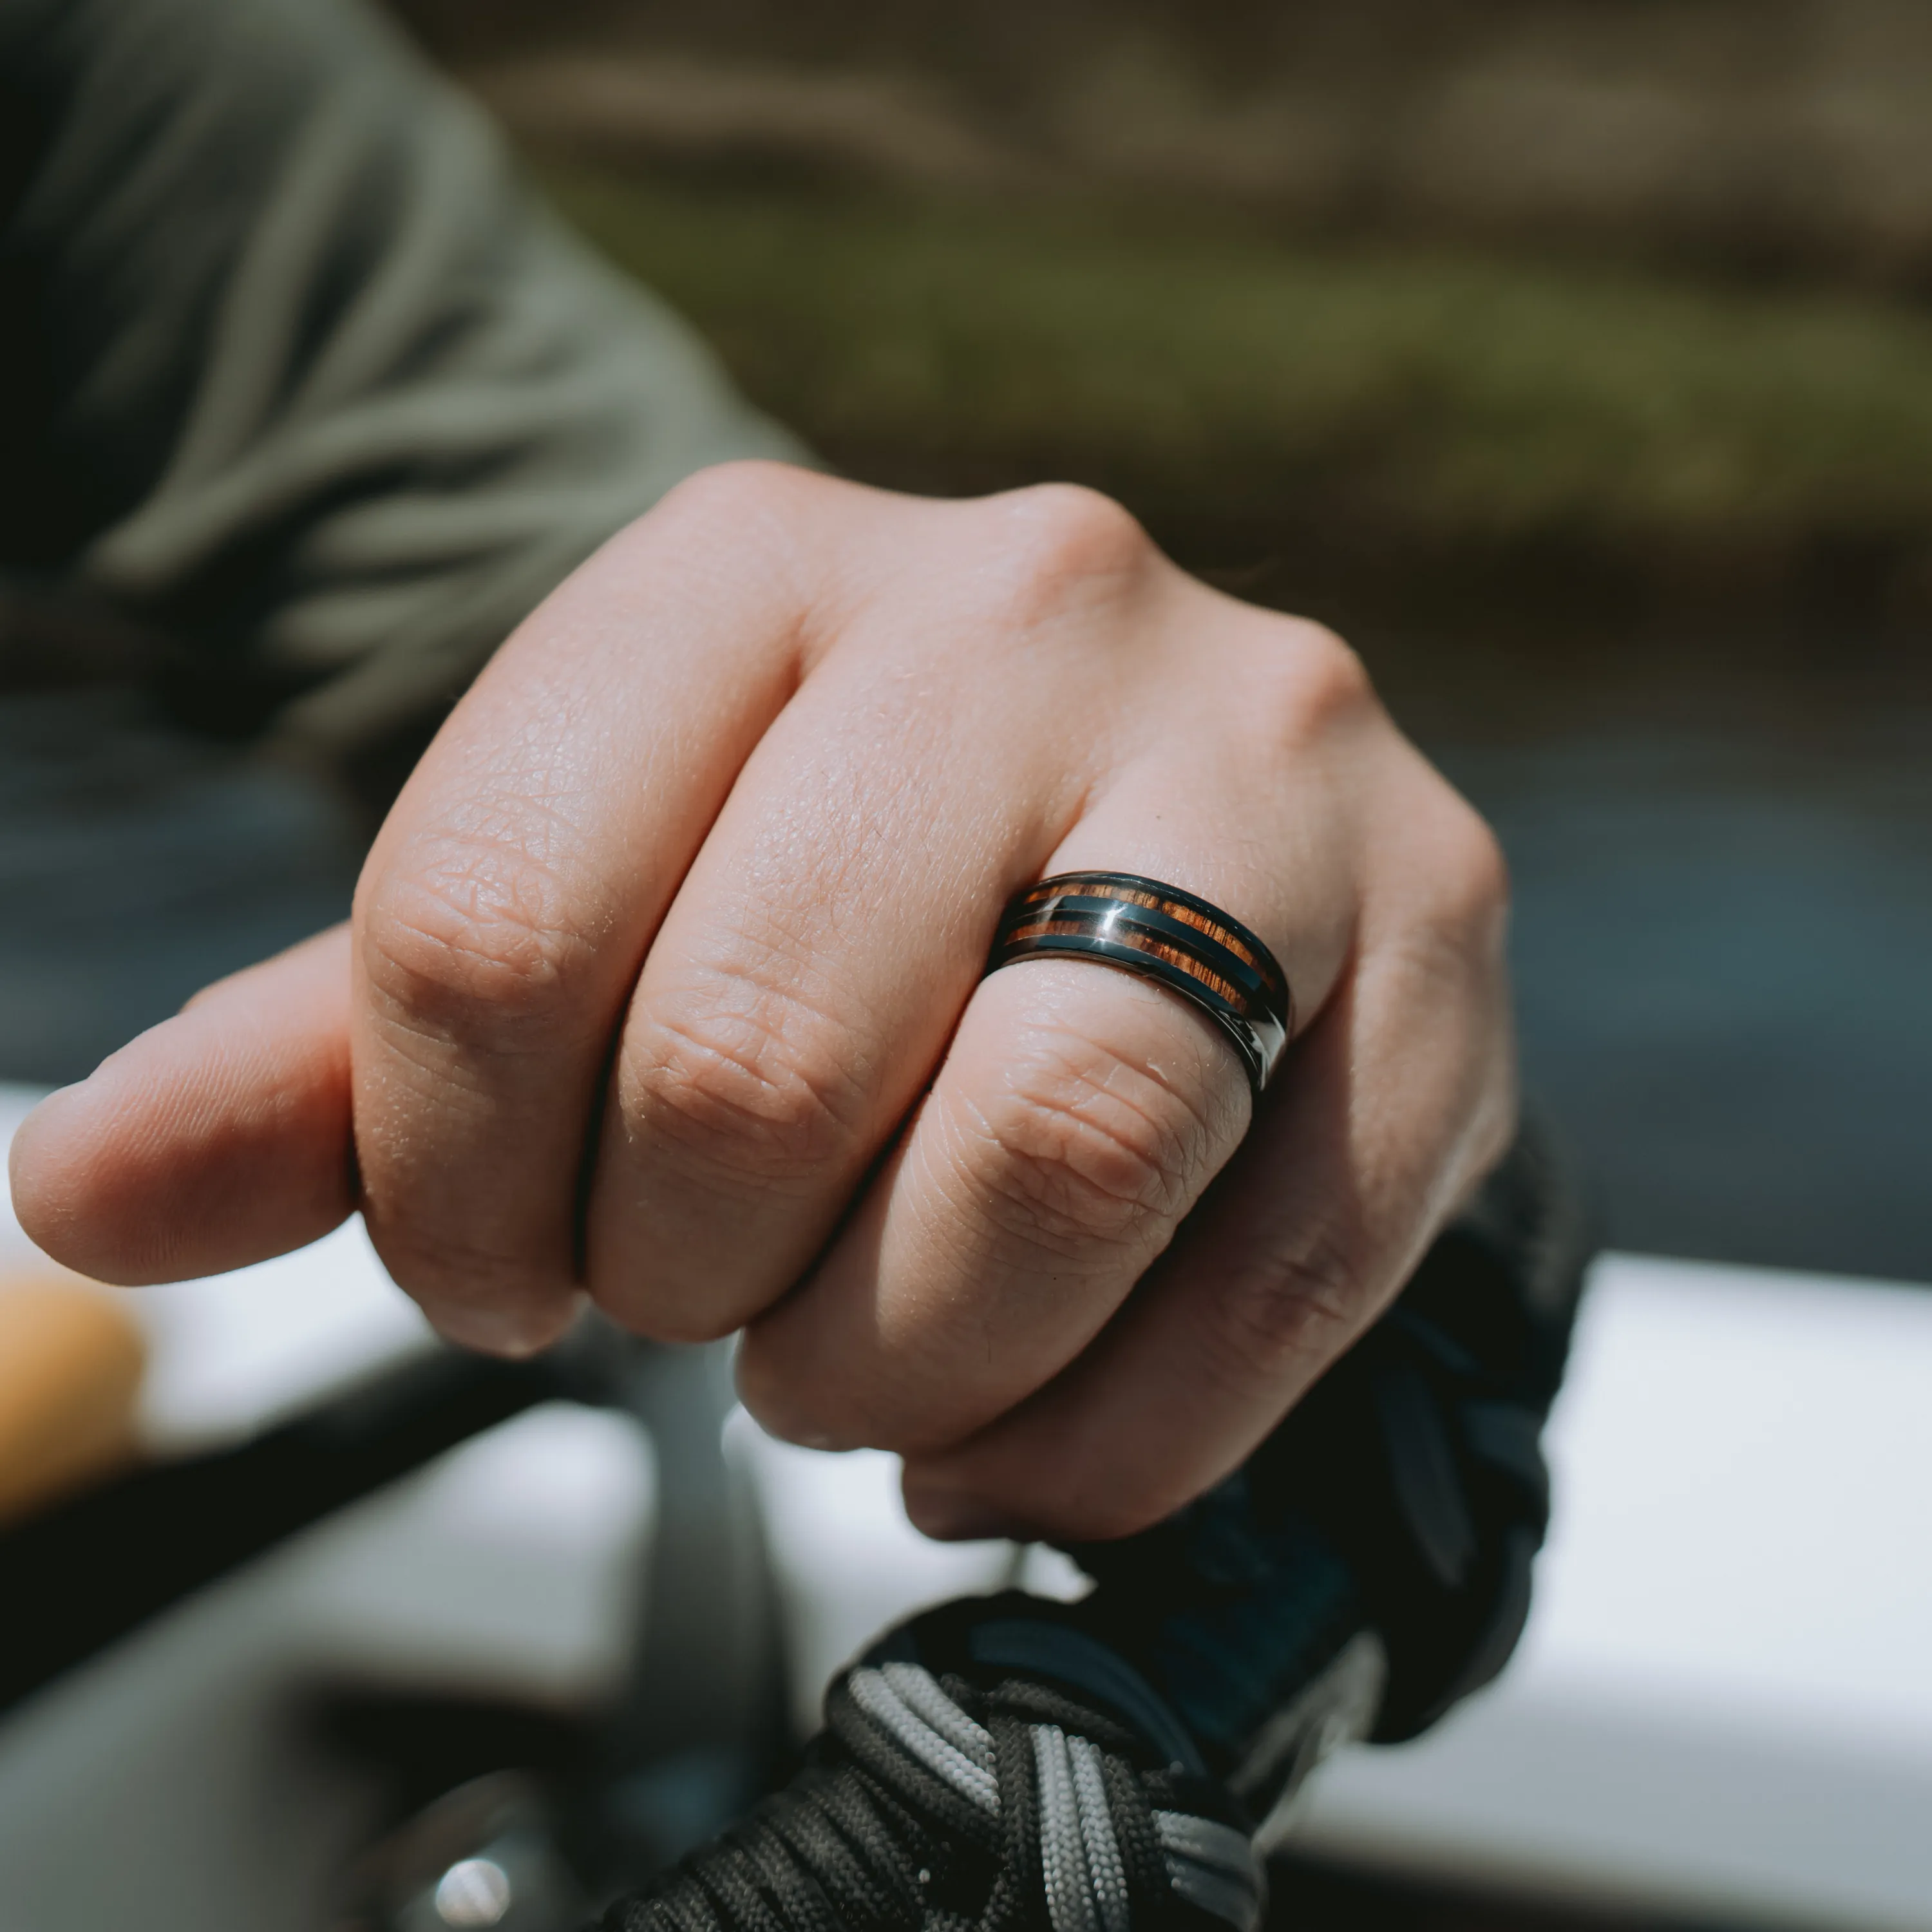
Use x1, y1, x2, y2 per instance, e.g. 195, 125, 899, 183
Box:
346, 464, 821, 1352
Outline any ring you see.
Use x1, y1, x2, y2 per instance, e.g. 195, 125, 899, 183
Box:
987, 871, 1293, 1092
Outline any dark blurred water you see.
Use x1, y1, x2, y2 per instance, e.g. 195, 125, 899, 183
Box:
1438, 724, 1931, 1283
1, 651, 1925, 1285
0, 690, 362, 1086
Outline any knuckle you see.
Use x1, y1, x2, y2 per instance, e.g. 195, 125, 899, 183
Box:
1436, 798, 1512, 934
652, 456, 816, 535
621, 974, 869, 1197
1249, 620, 1378, 750
1202, 1223, 1374, 1394
973, 484, 1153, 622
1469, 1069, 1522, 1184
1388, 787, 1511, 989
359, 839, 595, 1043
957, 1028, 1215, 1264
1008, 482, 1150, 569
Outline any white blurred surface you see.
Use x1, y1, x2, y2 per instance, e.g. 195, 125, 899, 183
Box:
1528, 1255, 1932, 1749
290, 1399, 656, 1701
120, 1216, 439, 1454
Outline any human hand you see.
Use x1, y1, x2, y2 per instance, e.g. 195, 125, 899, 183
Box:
10, 466, 1514, 1541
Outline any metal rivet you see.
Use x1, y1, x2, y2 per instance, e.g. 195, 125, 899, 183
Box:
434, 1857, 514, 1928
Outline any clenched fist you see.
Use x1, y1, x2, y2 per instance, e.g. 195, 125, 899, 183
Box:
11, 466, 1515, 1541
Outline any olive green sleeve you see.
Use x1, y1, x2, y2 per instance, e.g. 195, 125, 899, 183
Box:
0, 0, 804, 779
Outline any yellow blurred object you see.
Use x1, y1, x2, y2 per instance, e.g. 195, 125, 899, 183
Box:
0, 1274, 146, 1525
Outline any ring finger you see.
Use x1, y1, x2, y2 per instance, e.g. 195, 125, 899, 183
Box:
734, 726, 1372, 1456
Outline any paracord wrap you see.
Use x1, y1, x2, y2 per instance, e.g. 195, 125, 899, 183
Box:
597, 1121, 1593, 1932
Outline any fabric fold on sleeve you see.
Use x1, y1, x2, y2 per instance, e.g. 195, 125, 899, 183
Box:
1, 0, 805, 774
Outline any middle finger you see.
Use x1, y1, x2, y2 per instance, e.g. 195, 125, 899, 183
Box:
583, 605, 1097, 1340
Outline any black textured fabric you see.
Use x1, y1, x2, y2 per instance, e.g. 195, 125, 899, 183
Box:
1248, 1118, 1594, 1739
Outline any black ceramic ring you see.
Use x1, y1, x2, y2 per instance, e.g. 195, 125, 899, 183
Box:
987, 871, 1293, 1092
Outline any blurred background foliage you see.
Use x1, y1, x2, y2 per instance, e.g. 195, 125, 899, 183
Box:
388, 0, 1932, 632
381, 0, 1932, 1285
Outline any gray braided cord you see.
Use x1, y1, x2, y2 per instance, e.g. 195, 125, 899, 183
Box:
847, 1667, 1000, 1816
1153, 1813, 1266, 1932
1032, 1725, 1099, 1932
882, 1661, 997, 1771
1066, 1734, 1132, 1932
846, 1654, 1265, 1932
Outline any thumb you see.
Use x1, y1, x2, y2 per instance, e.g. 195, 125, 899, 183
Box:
9, 925, 355, 1285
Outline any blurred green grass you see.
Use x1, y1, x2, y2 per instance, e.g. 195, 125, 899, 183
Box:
542, 164, 1932, 600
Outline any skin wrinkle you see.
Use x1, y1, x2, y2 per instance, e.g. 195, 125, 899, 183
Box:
1197, 1213, 1376, 1404
906, 1015, 1218, 1353
621, 985, 876, 1178
1001, 1017, 1224, 1203
359, 876, 607, 1052
940, 1085, 1175, 1274
622, 764, 953, 1116
744, 1076, 1160, 1453
679, 894, 871, 1020
1202, 973, 1501, 1404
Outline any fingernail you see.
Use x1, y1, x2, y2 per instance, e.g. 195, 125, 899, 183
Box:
431, 1298, 573, 1360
